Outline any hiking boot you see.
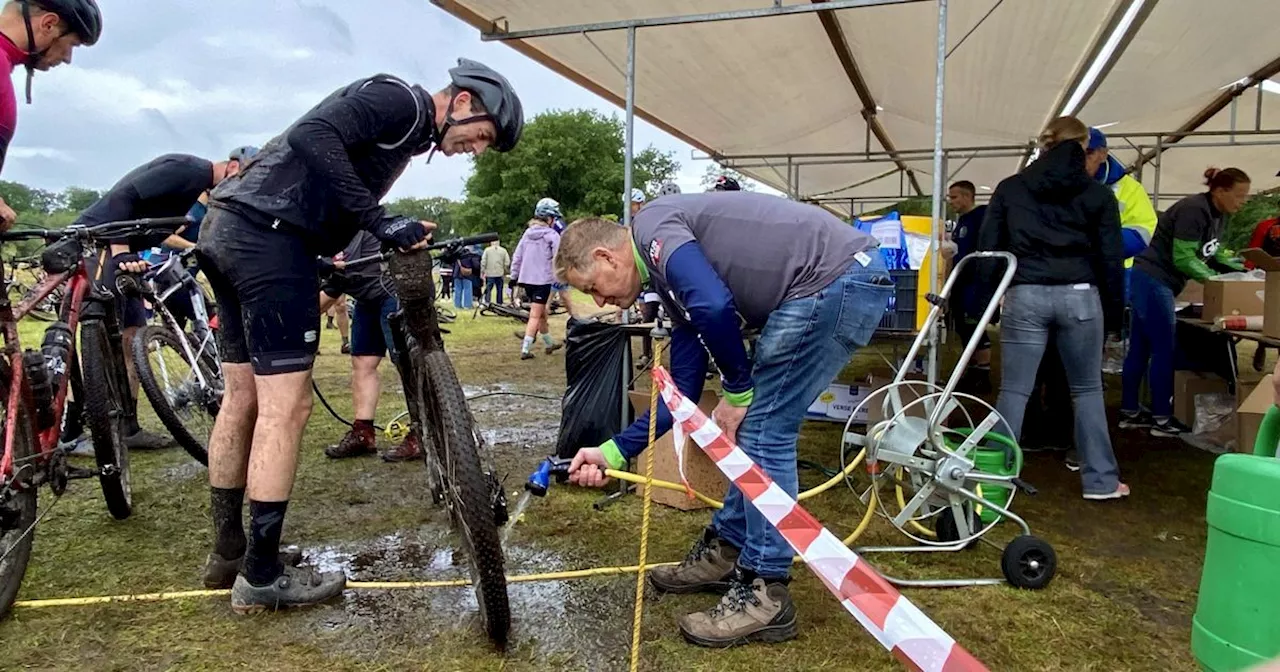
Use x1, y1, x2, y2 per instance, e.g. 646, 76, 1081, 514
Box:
520, 352, 535, 361
124, 428, 176, 451
380, 432, 423, 463
1151, 417, 1191, 438
544, 342, 563, 355
203, 546, 304, 589
325, 425, 376, 459
648, 527, 739, 594
1118, 409, 1154, 429
677, 574, 798, 648
230, 564, 346, 614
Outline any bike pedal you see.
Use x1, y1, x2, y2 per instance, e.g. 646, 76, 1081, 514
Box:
1011, 477, 1038, 496
65, 464, 96, 480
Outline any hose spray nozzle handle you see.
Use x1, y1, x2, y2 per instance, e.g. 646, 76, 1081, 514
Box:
526, 456, 573, 497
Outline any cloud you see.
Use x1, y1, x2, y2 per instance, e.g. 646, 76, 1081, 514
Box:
5, 0, 721, 203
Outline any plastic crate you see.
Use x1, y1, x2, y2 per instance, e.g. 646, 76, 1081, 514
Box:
876, 269, 918, 333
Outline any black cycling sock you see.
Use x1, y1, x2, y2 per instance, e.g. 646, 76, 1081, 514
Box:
210, 487, 246, 560
243, 500, 288, 587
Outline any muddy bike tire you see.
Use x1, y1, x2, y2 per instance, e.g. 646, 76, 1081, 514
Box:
131, 325, 219, 466
80, 321, 133, 520
0, 362, 37, 620
415, 349, 509, 647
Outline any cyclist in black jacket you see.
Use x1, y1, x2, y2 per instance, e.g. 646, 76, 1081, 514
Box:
977, 115, 1128, 502
195, 60, 523, 613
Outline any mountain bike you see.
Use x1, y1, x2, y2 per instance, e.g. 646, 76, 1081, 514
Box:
5, 259, 61, 321
121, 248, 221, 465
346, 233, 511, 647
0, 217, 188, 619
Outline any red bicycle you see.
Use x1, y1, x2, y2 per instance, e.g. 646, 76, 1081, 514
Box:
0, 217, 187, 618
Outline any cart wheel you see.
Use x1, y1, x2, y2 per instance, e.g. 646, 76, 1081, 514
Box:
934, 508, 980, 549
1001, 535, 1056, 590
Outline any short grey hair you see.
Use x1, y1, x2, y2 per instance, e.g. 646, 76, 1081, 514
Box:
554, 218, 630, 282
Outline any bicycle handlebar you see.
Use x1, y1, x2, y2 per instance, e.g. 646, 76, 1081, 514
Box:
337, 232, 501, 272
0, 216, 190, 243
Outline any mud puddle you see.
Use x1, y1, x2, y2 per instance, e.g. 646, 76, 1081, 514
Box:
302, 531, 631, 670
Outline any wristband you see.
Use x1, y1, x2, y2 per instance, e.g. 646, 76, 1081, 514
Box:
723, 387, 754, 408
599, 439, 626, 470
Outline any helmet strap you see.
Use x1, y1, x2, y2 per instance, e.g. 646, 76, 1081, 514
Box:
20, 1, 35, 104
426, 92, 493, 163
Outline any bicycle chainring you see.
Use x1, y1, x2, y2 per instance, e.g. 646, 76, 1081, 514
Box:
46, 450, 68, 496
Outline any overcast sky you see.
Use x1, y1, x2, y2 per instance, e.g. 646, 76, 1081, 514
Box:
4, 0, 725, 200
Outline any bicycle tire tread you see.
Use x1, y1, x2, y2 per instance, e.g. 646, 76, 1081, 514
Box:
0, 361, 37, 619
131, 325, 212, 466
418, 349, 510, 647
80, 322, 132, 520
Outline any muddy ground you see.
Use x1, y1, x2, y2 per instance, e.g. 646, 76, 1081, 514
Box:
0, 305, 1230, 671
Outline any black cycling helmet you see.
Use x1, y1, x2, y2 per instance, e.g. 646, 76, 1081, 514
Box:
228, 146, 259, 164
18, 0, 101, 103
712, 175, 742, 191
442, 58, 524, 153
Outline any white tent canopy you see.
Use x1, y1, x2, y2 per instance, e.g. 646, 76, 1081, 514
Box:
434, 0, 1280, 213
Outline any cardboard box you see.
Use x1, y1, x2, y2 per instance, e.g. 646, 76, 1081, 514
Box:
1176, 280, 1204, 306
1174, 370, 1230, 428
1240, 249, 1280, 337
806, 383, 870, 424
1237, 374, 1273, 455
1201, 277, 1265, 323
628, 389, 728, 511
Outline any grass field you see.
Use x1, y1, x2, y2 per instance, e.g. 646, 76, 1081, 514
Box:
0, 303, 1229, 671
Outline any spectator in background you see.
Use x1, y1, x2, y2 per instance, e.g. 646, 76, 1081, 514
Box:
1086, 128, 1158, 272
511, 217, 563, 360
481, 238, 510, 304
943, 180, 992, 394
438, 259, 454, 301
452, 244, 479, 310
1122, 168, 1251, 437
629, 188, 647, 219
978, 116, 1128, 500
534, 197, 577, 317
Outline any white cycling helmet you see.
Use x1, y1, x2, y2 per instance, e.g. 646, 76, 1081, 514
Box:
656, 182, 681, 197
534, 197, 561, 219
629, 188, 646, 204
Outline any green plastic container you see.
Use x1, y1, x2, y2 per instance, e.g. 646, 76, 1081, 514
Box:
973, 447, 1015, 524
1192, 405, 1280, 671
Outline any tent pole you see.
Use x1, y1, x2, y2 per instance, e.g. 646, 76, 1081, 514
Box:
926, 0, 948, 388
1152, 135, 1162, 210
620, 25, 636, 442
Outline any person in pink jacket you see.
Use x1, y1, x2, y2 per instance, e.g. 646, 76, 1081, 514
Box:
511, 217, 563, 359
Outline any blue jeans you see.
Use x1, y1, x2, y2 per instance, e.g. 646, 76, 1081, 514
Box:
484, 277, 505, 304
711, 258, 892, 578
1122, 267, 1175, 418
995, 284, 1120, 495
453, 277, 474, 309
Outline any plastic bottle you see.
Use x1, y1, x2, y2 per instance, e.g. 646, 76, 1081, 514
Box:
40, 321, 73, 391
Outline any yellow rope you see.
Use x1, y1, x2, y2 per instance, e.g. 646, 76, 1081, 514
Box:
629, 336, 666, 672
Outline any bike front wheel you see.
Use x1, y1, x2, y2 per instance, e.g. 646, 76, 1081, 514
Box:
80, 321, 133, 520
415, 349, 509, 647
131, 325, 220, 465
0, 361, 37, 619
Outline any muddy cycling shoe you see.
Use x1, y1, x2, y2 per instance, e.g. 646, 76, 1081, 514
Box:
230, 564, 346, 614
380, 432, 422, 463
203, 546, 304, 589
520, 352, 535, 361
325, 425, 377, 459
678, 575, 797, 648
124, 428, 176, 451
649, 527, 739, 594
544, 342, 563, 355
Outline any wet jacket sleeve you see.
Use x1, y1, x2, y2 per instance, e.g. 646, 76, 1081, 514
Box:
663, 242, 753, 404
287, 79, 420, 234
973, 186, 1008, 304
600, 324, 709, 466
1092, 192, 1126, 334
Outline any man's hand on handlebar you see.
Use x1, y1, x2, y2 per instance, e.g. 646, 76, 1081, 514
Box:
373, 215, 436, 251
112, 251, 149, 274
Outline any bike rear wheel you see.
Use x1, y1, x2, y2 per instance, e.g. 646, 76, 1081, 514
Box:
132, 325, 219, 465
0, 362, 37, 619
415, 349, 509, 647
80, 321, 133, 520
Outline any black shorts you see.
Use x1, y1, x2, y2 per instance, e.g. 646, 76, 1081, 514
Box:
521, 283, 552, 305
350, 296, 398, 358
196, 207, 320, 376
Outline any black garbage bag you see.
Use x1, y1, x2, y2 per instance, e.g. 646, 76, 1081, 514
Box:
555, 318, 632, 459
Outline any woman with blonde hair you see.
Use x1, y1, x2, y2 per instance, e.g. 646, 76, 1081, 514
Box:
977, 115, 1129, 500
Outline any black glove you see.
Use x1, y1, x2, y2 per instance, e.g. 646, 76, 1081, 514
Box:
373, 215, 427, 250
316, 256, 337, 279
111, 251, 143, 271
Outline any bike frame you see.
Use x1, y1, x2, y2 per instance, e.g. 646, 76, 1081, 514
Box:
0, 258, 94, 480
142, 252, 219, 390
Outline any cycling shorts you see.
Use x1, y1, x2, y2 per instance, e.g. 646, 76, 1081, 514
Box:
196, 207, 320, 375
521, 283, 552, 305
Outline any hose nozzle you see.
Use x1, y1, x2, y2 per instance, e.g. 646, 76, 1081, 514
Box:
526, 456, 572, 497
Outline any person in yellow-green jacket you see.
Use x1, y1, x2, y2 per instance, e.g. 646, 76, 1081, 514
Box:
1086, 128, 1157, 272
1121, 167, 1251, 437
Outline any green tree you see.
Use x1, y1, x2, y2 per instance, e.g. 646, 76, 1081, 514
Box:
700, 164, 756, 192
0, 180, 60, 217
1226, 190, 1280, 252
457, 109, 679, 245
385, 196, 459, 239
62, 186, 103, 213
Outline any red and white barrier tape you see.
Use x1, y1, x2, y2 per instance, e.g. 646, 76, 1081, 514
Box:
655, 367, 987, 672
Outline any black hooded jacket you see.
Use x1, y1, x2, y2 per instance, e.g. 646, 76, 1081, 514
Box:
977, 141, 1125, 332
